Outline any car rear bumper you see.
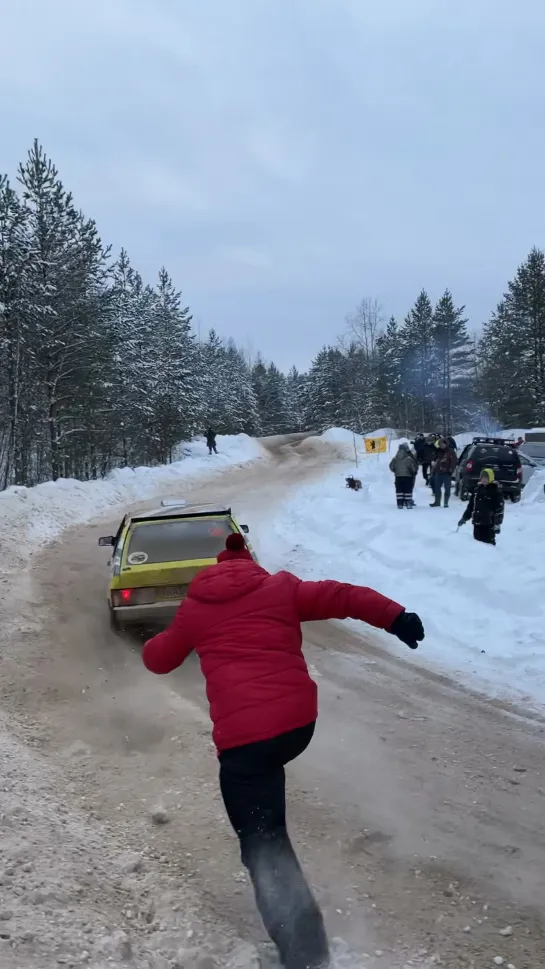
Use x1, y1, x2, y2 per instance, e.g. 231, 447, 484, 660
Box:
112, 600, 182, 625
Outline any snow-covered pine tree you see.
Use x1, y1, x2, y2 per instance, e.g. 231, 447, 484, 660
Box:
432, 290, 473, 434
503, 248, 545, 425
480, 303, 538, 428
252, 361, 290, 435
107, 252, 159, 467
303, 347, 346, 431
18, 140, 111, 482
251, 356, 269, 430
200, 329, 234, 434
285, 367, 306, 432
223, 341, 261, 436
399, 289, 438, 432
149, 267, 202, 462
0, 173, 31, 487
374, 316, 405, 430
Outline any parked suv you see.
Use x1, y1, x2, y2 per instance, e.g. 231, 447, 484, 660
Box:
453, 437, 523, 502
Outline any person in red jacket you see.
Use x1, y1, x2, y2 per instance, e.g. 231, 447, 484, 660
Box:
143, 533, 424, 969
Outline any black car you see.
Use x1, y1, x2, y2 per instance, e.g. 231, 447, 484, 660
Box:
453, 437, 523, 502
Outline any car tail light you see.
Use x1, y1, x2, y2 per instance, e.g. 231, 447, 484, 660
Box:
465, 460, 474, 471
113, 587, 156, 607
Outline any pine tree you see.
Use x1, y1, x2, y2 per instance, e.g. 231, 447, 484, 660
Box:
224, 342, 261, 436
432, 290, 472, 433
252, 360, 289, 435
399, 289, 437, 431
504, 248, 545, 424
374, 317, 405, 430
285, 367, 306, 432
149, 267, 201, 462
200, 329, 233, 434
18, 140, 110, 481
304, 347, 346, 431
0, 174, 31, 486
480, 249, 545, 427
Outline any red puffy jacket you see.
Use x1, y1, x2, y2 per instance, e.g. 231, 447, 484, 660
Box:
143, 556, 404, 752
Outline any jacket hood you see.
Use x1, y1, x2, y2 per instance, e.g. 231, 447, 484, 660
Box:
480, 467, 495, 484
189, 558, 270, 605
399, 442, 411, 453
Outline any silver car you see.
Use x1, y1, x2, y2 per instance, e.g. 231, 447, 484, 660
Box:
518, 449, 540, 486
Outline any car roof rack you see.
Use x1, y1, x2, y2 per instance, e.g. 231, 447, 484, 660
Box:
472, 437, 516, 446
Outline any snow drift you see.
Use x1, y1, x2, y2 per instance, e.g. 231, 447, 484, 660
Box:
258, 427, 545, 709
2, 434, 267, 570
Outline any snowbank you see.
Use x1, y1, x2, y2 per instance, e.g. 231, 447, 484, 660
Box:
521, 467, 545, 503
2, 434, 267, 569
259, 429, 545, 709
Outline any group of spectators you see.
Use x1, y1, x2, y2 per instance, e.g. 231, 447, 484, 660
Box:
389, 433, 458, 509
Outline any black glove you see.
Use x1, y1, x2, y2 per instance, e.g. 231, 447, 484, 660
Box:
390, 611, 424, 650
458, 518, 467, 527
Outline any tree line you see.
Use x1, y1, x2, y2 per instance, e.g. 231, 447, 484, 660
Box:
302, 249, 545, 438
1, 141, 544, 489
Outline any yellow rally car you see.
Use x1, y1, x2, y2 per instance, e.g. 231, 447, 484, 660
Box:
98, 501, 256, 632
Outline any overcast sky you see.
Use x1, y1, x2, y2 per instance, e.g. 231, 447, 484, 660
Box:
1, 0, 544, 369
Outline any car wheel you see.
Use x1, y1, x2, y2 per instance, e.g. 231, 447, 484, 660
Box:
454, 477, 460, 497
460, 481, 469, 501
511, 492, 521, 503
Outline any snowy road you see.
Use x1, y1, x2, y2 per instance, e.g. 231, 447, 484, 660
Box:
1, 436, 545, 969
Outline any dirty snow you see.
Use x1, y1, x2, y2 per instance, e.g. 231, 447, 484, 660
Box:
258, 429, 545, 709
1, 435, 267, 570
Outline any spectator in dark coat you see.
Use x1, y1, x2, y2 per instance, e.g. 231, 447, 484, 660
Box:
430, 439, 457, 507
422, 435, 437, 486
446, 435, 457, 452
143, 534, 424, 969
389, 442, 418, 508
458, 468, 504, 544
206, 427, 217, 455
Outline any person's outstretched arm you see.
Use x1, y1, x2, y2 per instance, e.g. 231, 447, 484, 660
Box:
142, 605, 193, 674
459, 490, 475, 525
293, 577, 424, 648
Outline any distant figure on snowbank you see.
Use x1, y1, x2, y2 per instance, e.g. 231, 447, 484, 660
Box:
458, 468, 504, 544
206, 427, 217, 455
389, 441, 418, 508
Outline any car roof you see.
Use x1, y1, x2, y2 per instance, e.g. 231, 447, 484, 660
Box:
128, 502, 232, 525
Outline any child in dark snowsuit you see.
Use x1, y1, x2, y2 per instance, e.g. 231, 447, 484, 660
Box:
458, 468, 504, 544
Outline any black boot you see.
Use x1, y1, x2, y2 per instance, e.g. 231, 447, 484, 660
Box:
430, 498, 441, 507
242, 831, 330, 969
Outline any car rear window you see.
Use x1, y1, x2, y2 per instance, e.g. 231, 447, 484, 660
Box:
126, 518, 234, 565
471, 446, 520, 465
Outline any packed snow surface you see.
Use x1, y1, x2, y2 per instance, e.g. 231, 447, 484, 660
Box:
258, 428, 545, 709
2, 434, 267, 569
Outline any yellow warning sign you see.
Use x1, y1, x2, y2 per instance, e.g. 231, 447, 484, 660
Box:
364, 436, 388, 454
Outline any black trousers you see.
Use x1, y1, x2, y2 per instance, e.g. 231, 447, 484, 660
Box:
219, 723, 329, 969
395, 475, 415, 508
473, 525, 496, 545
421, 461, 430, 483
208, 443, 217, 454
